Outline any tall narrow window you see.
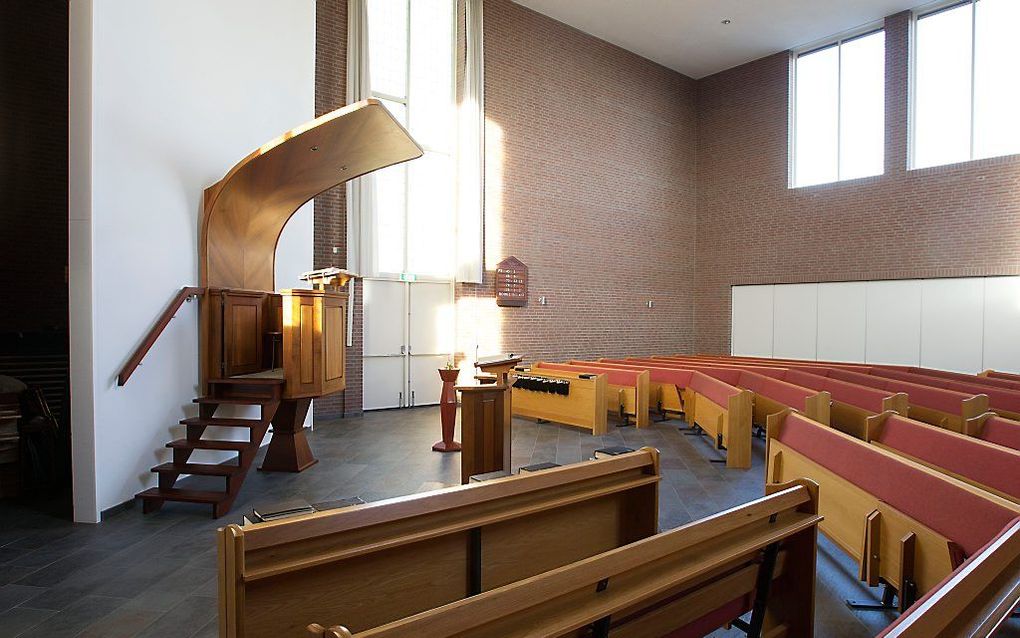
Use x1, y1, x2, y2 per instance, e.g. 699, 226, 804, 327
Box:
914, 0, 1020, 169
367, 0, 455, 278
792, 30, 885, 188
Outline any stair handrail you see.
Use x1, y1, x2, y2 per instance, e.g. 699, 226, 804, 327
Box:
118, 286, 206, 386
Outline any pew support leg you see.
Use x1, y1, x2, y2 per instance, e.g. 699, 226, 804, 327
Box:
730, 542, 781, 638
846, 582, 899, 611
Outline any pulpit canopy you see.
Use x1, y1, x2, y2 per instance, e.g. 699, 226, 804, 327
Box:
200, 99, 423, 291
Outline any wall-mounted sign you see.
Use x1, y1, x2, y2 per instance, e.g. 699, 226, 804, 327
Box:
495, 256, 528, 307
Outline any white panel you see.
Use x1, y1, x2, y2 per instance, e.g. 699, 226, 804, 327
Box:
364, 279, 406, 356
816, 282, 867, 362
409, 281, 455, 355
865, 280, 922, 365
920, 278, 984, 373
773, 284, 818, 359
74, 0, 314, 518
364, 357, 407, 410
731, 285, 774, 357
983, 276, 1020, 374
409, 355, 449, 406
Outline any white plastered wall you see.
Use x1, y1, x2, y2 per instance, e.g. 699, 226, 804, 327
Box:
69, 0, 315, 522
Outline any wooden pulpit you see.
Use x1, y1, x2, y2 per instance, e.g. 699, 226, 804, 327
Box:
458, 384, 511, 484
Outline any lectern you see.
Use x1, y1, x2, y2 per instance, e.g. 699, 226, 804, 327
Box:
458, 383, 510, 483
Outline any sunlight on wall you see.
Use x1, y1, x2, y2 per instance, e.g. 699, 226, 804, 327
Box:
455, 294, 503, 383
483, 117, 504, 271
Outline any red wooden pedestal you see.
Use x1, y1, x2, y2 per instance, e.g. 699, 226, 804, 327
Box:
433, 368, 462, 452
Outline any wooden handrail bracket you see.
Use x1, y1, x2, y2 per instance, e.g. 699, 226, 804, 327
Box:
118, 286, 205, 386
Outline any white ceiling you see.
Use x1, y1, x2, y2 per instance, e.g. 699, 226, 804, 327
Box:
513, 0, 922, 79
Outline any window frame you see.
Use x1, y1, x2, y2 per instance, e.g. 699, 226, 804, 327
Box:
368, 0, 458, 281
908, 0, 1010, 170
788, 22, 885, 188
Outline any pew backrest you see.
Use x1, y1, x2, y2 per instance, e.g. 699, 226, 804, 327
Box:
867, 413, 1020, 503
965, 412, 1020, 452
511, 367, 610, 434
218, 449, 661, 638
868, 367, 1020, 419
307, 481, 822, 638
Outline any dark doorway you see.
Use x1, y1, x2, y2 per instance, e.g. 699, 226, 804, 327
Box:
0, 1, 72, 517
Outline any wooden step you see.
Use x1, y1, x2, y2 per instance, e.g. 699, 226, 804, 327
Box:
193, 396, 276, 406
209, 377, 284, 386
166, 438, 250, 452
136, 487, 227, 504
180, 416, 262, 428
150, 462, 242, 476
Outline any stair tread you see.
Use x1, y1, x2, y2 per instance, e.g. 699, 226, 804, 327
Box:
209, 377, 284, 385
180, 416, 263, 427
151, 462, 242, 476
136, 487, 227, 503
193, 396, 276, 405
166, 438, 250, 451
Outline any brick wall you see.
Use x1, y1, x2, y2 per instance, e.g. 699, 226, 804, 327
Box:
467, 0, 699, 363
694, 11, 1020, 354
313, 0, 359, 418
0, 1, 69, 333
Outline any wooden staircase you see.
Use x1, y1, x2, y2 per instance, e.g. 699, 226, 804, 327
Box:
136, 377, 283, 517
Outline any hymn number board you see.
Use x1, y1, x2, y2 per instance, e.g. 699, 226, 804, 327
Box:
495, 256, 528, 307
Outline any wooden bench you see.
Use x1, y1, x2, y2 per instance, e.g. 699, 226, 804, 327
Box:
640, 356, 905, 438
510, 367, 609, 435
877, 517, 1020, 637
218, 449, 661, 638
624, 358, 832, 428
866, 366, 1020, 421
865, 412, 1020, 504
306, 480, 822, 638
766, 409, 1020, 611
981, 368, 1020, 385
964, 412, 1020, 452
572, 359, 690, 418
535, 362, 650, 428
685, 371, 753, 469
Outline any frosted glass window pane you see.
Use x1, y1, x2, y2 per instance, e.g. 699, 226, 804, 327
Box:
839, 31, 885, 180
914, 5, 972, 169
974, 0, 1020, 160
367, 0, 407, 98
794, 45, 839, 187
406, 152, 455, 277
409, 0, 454, 151
378, 97, 407, 126
374, 164, 406, 274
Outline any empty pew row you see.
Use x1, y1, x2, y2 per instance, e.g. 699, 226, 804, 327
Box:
510, 367, 610, 435
218, 449, 661, 638
864, 411, 1020, 505
534, 362, 650, 428
982, 368, 1020, 384
625, 355, 907, 439
568, 359, 687, 417
567, 360, 755, 469
766, 409, 1020, 611
669, 355, 988, 434
877, 517, 1020, 637
965, 412, 1020, 452
306, 480, 822, 638
614, 358, 832, 427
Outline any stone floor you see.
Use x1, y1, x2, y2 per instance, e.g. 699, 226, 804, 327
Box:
0, 407, 1016, 637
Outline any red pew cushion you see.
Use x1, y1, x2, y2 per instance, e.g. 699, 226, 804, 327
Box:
576, 361, 694, 387
689, 371, 741, 408
784, 369, 888, 413
980, 415, 1020, 452
876, 415, 1020, 501
776, 412, 1017, 556
741, 373, 812, 409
